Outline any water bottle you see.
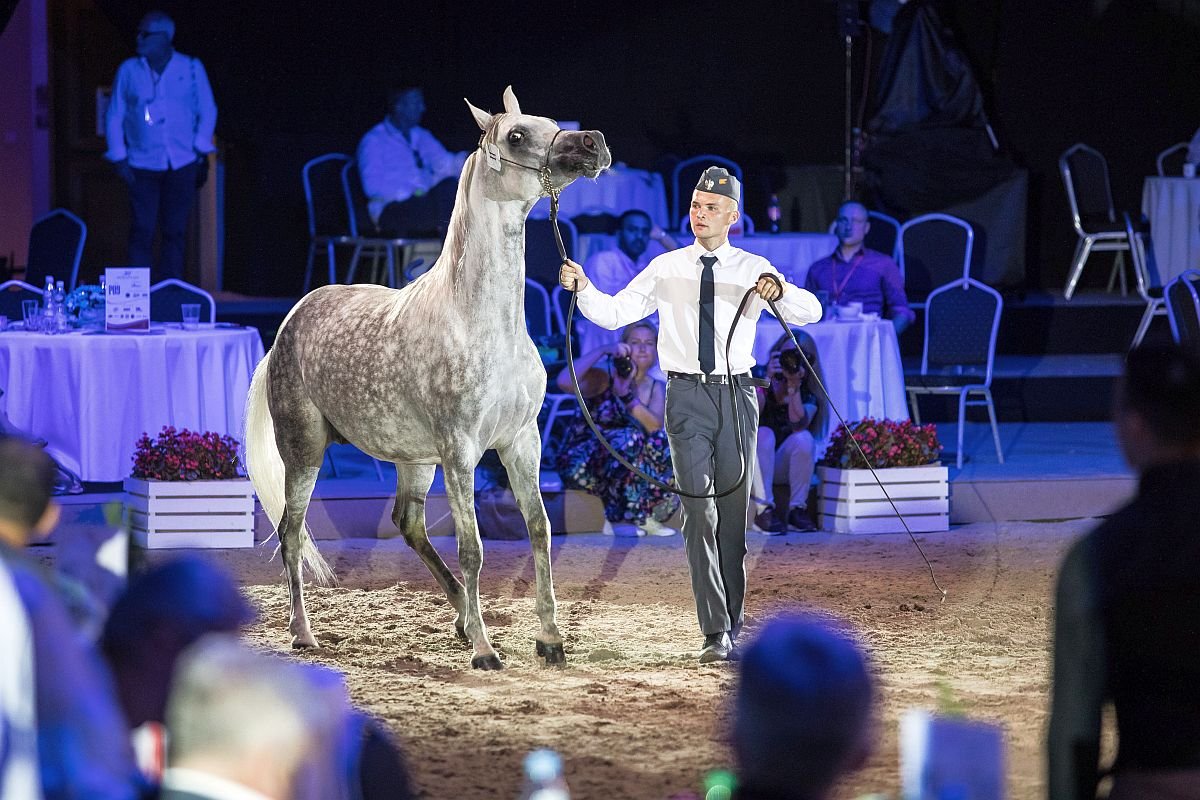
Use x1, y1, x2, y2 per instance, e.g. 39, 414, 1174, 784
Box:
42, 276, 56, 333
517, 749, 569, 800
53, 280, 68, 333
767, 193, 781, 234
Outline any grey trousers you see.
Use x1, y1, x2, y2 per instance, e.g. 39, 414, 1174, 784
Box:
665, 378, 759, 637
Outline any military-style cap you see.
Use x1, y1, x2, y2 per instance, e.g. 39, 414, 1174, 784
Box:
695, 166, 741, 205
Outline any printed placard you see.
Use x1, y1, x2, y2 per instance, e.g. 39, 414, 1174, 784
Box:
105, 267, 151, 332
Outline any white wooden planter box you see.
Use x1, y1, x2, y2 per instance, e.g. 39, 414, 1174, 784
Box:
124, 477, 255, 549
817, 464, 949, 534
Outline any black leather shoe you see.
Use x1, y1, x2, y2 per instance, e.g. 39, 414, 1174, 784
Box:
753, 506, 787, 535
787, 506, 818, 532
699, 632, 732, 663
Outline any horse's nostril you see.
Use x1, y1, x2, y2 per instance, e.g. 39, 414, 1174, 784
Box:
582, 133, 596, 151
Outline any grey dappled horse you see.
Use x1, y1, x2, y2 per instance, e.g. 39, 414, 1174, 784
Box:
244, 87, 610, 669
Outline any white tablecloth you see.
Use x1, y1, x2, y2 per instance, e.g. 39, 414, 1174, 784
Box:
0, 325, 265, 481
530, 166, 669, 228
753, 317, 909, 424
1142, 176, 1200, 282
731, 233, 837, 286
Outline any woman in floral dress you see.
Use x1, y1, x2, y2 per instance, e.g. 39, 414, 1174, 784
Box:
554, 322, 679, 536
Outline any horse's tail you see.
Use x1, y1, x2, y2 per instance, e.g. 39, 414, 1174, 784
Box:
244, 350, 336, 587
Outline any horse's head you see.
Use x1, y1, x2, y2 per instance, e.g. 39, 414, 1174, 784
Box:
466, 86, 612, 201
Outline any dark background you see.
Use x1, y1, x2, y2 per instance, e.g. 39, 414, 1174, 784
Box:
83, 0, 1200, 297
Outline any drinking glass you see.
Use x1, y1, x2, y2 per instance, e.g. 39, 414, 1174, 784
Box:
22, 300, 41, 332
181, 303, 201, 330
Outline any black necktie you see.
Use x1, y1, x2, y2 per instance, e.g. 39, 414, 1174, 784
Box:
698, 255, 717, 374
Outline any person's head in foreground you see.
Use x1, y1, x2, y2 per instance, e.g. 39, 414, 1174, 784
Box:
733, 614, 875, 800
691, 166, 741, 244
1115, 343, 1200, 471
0, 437, 59, 547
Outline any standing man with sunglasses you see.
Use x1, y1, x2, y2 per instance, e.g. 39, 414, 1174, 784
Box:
105, 10, 217, 282
560, 167, 822, 663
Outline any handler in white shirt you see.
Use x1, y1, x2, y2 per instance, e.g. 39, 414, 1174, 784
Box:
560, 167, 821, 663
104, 10, 216, 281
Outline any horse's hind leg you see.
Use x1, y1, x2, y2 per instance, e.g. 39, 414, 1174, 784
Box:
280, 465, 322, 648
439, 440, 501, 670
392, 463, 468, 638
498, 423, 565, 664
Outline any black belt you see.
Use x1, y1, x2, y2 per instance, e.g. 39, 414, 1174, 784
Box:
668, 371, 769, 388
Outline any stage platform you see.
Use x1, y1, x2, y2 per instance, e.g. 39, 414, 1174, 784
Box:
52, 422, 1132, 548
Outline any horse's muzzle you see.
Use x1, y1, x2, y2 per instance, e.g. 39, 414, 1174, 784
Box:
555, 129, 612, 178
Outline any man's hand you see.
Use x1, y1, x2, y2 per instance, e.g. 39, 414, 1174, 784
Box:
112, 159, 135, 187
755, 273, 785, 302
560, 259, 589, 292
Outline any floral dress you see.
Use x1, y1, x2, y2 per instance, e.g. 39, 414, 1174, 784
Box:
553, 384, 679, 526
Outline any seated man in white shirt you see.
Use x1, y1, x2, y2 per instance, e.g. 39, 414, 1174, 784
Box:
576, 209, 678, 355
357, 87, 466, 238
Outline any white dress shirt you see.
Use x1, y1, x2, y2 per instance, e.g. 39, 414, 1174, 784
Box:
105, 53, 217, 170
577, 239, 822, 374
356, 121, 464, 222
161, 768, 273, 800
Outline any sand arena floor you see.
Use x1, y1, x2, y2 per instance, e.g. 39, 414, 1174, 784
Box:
179, 519, 1089, 800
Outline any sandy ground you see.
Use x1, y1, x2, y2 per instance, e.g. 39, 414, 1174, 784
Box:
149, 518, 1090, 800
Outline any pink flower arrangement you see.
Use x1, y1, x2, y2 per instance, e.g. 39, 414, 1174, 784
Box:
818, 417, 942, 469
131, 426, 241, 481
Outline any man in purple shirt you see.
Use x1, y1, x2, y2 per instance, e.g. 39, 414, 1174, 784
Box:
804, 202, 915, 334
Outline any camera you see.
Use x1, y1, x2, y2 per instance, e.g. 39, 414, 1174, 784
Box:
779, 348, 804, 376
613, 354, 635, 379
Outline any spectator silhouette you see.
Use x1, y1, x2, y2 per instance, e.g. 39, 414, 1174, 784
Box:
732, 614, 875, 800
1048, 344, 1200, 800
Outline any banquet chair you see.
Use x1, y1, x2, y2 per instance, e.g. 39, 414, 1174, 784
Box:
905, 277, 1004, 470
1123, 212, 1168, 348
670, 154, 743, 228
150, 279, 216, 323
1156, 141, 1190, 177
1165, 270, 1200, 351
1059, 143, 1131, 299
0, 280, 44, 322
24, 209, 87, 291
341, 160, 439, 288
569, 208, 620, 236
525, 279, 554, 340
540, 392, 578, 462
898, 213, 974, 305
301, 153, 358, 293
827, 209, 901, 261
525, 218, 577, 290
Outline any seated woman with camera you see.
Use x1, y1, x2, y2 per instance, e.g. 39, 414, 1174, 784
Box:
553, 322, 679, 537
752, 332, 826, 534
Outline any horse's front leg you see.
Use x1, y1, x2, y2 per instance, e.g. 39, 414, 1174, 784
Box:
440, 442, 502, 670
280, 465, 321, 648
498, 422, 565, 665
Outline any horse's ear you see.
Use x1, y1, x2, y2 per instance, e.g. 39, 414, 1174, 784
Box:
502, 86, 521, 115
465, 99, 492, 132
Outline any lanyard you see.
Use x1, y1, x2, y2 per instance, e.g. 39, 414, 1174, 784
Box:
831, 249, 864, 302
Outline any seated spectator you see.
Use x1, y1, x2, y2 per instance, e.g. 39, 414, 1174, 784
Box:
576, 209, 677, 355
1048, 344, 1200, 800
554, 321, 679, 536
805, 202, 915, 334
161, 634, 336, 800
357, 86, 465, 238
752, 332, 826, 534
0, 438, 142, 800
732, 614, 875, 800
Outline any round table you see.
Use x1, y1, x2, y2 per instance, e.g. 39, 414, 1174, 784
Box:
732, 233, 838, 286
0, 324, 264, 481
530, 166, 669, 228
1142, 176, 1200, 280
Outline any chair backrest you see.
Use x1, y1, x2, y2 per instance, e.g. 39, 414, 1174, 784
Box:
550, 284, 570, 338
1156, 141, 1190, 177
826, 209, 902, 262
340, 159, 379, 238
898, 213, 974, 303
302, 154, 353, 239
670, 154, 744, 229
0, 279, 44, 322
1165, 269, 1200, 350
922, 277, 1003, 383
150, 278, 216, 323
524, 218, 577, 289
1123, 212, 1164, 299
525, 278, 553, 340
569, 208, 621, 236
1059, 143, 1116, 234
26, 208, 86, 291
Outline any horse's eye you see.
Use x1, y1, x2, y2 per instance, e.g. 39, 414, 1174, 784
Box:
507, 130, 523, 145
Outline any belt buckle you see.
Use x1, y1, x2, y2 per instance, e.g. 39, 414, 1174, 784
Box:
699, 373, 717, 384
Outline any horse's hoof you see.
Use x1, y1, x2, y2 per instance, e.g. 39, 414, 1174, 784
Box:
291, 636, 318, 650
538, 641, 567, 665
471, 654, 504, 670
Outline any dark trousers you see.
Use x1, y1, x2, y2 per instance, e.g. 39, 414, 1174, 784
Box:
665, 379, 759, 637
128, 161, 198, 281
377, 177, 456, 238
